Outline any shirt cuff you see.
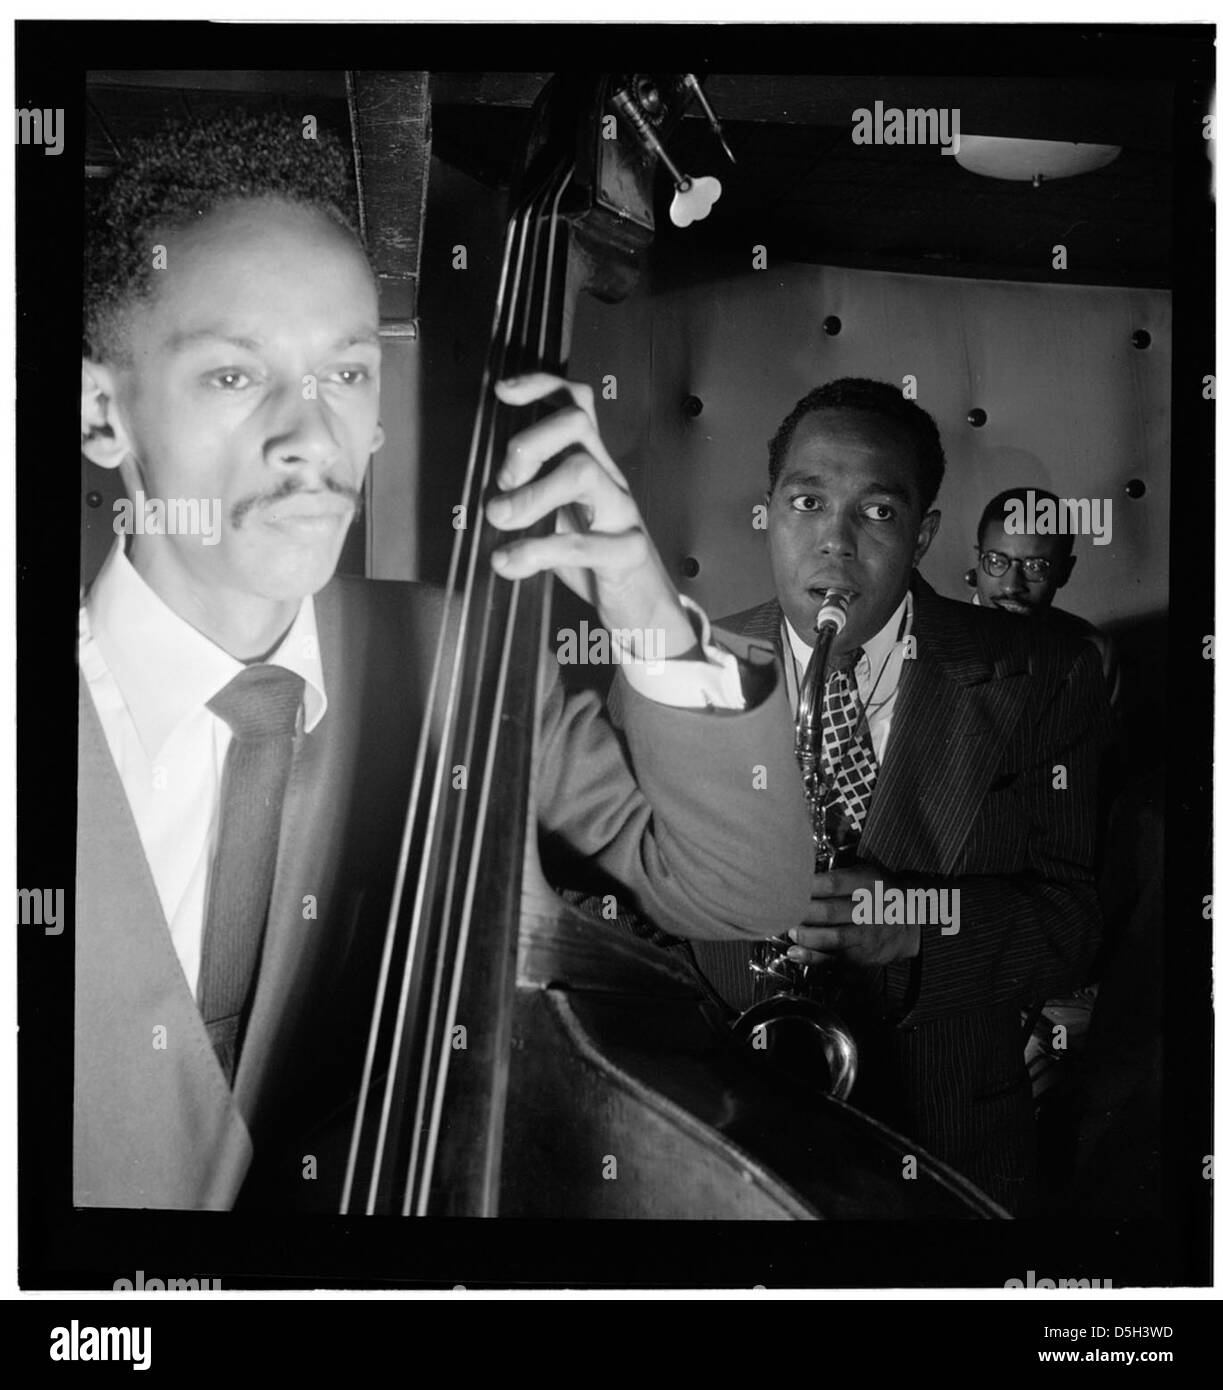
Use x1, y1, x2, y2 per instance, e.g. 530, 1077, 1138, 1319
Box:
617, 595, 746, 711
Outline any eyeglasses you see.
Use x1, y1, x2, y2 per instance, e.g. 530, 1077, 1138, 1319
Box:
977, 550, 1054, 582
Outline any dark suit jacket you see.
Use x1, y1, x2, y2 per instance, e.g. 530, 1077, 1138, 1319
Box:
74, 575, 811, 1209
692, 573, 1110, 1208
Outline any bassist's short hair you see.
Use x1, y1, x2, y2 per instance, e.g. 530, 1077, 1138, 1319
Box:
84, 110, 357, 362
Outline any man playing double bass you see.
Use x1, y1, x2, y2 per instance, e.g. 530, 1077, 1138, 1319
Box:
75, 113, 811, 1210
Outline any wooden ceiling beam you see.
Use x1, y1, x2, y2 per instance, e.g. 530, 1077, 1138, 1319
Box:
87, 70, 1174, 152
430, 72, 1173, 152
88, 69, 347, 98
697, 75, 1174, 151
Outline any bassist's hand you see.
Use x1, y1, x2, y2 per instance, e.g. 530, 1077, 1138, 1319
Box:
485, 372, 699, 659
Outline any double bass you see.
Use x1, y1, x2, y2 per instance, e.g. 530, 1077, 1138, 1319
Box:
336, 71, 1005, 1221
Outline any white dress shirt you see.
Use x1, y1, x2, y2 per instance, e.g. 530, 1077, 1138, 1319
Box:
780, 592, 912, 765
616, 595, 747, 712
80, 543, 327, 998
80, 543, 746, 996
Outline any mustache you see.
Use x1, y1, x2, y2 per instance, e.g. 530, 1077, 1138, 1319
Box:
229, 476, 364, 529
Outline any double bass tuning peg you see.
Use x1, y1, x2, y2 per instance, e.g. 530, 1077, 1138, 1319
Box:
681, 73, 736, 166
611, 78, 730, 229
669, 176, 722, 229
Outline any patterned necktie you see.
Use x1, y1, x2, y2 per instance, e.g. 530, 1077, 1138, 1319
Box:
820, 651, 879, 852
198, 664, 305, 1085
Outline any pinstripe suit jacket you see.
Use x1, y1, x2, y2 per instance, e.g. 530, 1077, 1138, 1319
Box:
694, 573, 1110, 1208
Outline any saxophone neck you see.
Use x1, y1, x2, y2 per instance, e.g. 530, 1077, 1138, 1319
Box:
795, 622, 836, 756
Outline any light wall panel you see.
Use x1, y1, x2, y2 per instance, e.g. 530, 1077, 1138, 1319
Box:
571, 263, 1170, 639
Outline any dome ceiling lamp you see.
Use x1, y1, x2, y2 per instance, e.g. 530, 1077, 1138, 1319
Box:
954, 135, 1122, 188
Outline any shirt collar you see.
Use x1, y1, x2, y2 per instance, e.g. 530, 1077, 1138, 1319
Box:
784, 590, 912, 684
82, 542, 327, 760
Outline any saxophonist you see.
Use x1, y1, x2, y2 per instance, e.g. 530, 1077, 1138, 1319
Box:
699, 378, 1111, 1215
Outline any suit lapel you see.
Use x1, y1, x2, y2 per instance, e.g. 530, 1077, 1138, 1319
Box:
858, 577, 1030, 874
234, 578, 442, 1155
716, 598, 783, 651
703, 585, 1032, 999
235, 582, 363, 1135
719, 586, 1033, 876
75, 679, 252, 1209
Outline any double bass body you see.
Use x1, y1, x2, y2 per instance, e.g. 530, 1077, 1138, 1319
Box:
499, 876, 1002, 1219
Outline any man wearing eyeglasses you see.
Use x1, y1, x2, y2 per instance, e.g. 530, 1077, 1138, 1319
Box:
969, 487, 1120, 708
970, 488, 1124, 1149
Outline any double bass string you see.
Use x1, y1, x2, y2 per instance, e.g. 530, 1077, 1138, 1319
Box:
353, 159, 570, 1215
341, 167, 556, 1214
392, 190, 547, 1213
399, 178, 552, 1212
391, 180, 548, 1213
410, 165, 575, 1213
345, 188, 529, 1212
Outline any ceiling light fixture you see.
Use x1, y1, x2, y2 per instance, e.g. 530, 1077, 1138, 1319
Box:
954, 135, 1122, 187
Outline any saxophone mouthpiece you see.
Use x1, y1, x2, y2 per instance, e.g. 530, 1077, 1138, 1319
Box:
815, 588, 853, 635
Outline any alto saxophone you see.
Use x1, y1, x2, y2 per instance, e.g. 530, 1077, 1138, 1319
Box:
731, 589, 858, 1100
